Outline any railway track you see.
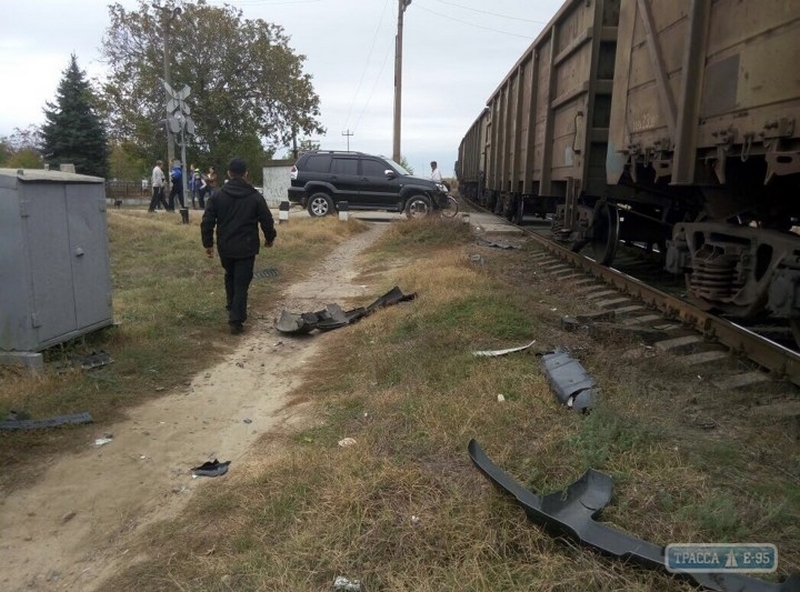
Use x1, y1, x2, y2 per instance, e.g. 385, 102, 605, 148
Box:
466, 201, 800, 390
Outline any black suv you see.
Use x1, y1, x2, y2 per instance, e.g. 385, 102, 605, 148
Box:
288, 151, 449, 217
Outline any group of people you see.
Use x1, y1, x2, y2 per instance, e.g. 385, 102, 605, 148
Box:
148, 160, 218, 213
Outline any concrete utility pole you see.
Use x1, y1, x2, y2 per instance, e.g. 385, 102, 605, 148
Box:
342, 129, 354, 151
153, 2, 181, 167
393, 0, 412, 163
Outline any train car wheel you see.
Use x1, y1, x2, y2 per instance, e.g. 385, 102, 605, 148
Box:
591, 202, 620, 265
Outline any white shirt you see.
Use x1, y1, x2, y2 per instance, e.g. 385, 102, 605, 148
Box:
430, 167, 442, 183
152, 165, 165, 188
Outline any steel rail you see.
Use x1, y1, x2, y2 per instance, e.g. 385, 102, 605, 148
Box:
517, 224, 800, 387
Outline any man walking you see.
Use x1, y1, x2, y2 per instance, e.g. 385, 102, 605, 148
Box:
148, 159, 168, 212
201, 158, 276, 334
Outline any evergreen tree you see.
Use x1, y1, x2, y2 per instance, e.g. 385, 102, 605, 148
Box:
41, 55, 109, 178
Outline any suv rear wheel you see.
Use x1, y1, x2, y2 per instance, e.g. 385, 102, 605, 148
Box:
404, 194, 432, 219
308, 192, 334, 217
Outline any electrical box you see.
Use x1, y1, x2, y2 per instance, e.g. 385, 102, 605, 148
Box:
0, 169, 113, 367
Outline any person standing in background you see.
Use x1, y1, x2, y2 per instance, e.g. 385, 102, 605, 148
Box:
187, 163, 198, 209
430, 161, 443, 183
191, 164, 202, 209
148, 159, 168, 212
199, 165, 218, 209
167, 161, 185, 211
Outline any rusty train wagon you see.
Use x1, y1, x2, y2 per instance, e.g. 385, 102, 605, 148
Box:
458, 0, 800, 338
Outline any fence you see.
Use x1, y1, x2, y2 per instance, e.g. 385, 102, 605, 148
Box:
106, 180, 148, 199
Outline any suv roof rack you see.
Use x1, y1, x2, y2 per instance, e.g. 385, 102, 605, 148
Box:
304, 150, 366, 156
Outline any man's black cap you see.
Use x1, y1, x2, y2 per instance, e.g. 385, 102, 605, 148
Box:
228, 158, 247, 174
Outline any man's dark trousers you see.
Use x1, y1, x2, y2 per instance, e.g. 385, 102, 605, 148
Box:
168, 184, 185, 211
220, 255, 255, 327
148, 187, 168, 211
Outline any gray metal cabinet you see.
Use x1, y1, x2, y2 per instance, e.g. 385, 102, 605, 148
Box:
0, 169, 113, 359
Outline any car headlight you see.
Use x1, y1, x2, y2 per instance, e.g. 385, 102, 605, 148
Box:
436, 183, 447, 192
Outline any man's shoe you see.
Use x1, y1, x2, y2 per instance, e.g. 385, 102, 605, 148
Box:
229, 323, 244, 335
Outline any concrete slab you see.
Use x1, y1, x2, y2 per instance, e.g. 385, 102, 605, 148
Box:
713, 371, 770, 390
0, 351, 43, 373
655, 335, 703, 351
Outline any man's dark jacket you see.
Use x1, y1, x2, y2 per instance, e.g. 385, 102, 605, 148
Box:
201, 178, 276, 258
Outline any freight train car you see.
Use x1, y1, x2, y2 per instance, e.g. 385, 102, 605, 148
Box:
455, 110, 488, 204
457, 0, 800, 339
457, 0, 622, 223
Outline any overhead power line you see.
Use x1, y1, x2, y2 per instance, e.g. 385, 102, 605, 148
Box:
344, 0, 392, 131
353, 37, 394, 133
217, 0, 322, 6
428, 0, 547, 24
413, 3, 534, 38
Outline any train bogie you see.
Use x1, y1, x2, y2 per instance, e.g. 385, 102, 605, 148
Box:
610, 0, 800, 322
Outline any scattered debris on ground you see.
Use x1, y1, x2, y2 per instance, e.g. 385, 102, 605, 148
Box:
78, 350, 114, 370
94, 434, 114, 447
468, 439, 800, 592
333, 575, 362, 591
472, 339, 536, 358
0, 412, 93, 431
540, 349, 597, 412
191, 459, 230, 478
275, 286, 416, 335
476, 238, 519, 249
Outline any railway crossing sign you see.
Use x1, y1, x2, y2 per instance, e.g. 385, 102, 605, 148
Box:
163, 81, 195, 138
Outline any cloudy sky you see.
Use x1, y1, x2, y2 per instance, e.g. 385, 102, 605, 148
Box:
0, 0, 565, 176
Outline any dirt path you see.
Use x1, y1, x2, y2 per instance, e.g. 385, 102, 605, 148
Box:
0, 222, 391, 592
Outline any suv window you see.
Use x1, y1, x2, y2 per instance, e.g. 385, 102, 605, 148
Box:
304, 154, 331, 173
331, 158, 358, 175
361, 159, 387, 177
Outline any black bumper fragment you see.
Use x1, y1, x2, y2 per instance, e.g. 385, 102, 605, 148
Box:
274, 286, 416, 335
540, 349, 596, 411
467, 439, 800, 592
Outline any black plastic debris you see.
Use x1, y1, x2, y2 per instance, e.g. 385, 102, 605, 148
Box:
468, 439, 800, 592
560, 316, 580, 332
364, 285, 416, 314
477, 238, 518, 249
79, 350, 114, 370
540, 349, 596, 411
274, 286, 416, 335
253, 267, 279, 279
275, 307, 335, 334
5, 410, 31, 421
315, 304, 367, 332
0, 412, 93, 431
191, 459, 230, 477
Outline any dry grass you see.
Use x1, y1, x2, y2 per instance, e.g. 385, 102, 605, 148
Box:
6, 214, 799, 590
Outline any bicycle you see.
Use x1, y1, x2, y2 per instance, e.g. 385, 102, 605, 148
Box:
440, 194, 459, 218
